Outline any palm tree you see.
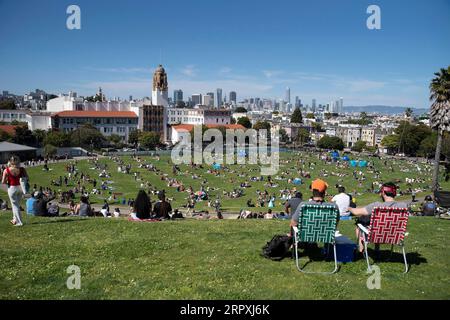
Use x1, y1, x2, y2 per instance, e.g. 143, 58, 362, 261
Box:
430, 66, 450, 192
404, 107, 413, 118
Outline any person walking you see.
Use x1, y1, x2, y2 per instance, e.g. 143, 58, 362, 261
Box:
1, 156, 29, 227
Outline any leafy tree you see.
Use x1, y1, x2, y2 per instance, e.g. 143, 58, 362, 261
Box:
430, 66, 450, 191
139, 132, 161, 149
291, 107, 303, 123
279, 128, 289, 143
0, 129, 11, 141
230, 117, 236, 124
351, 140, 367, 152
0, 99, 16, 110
253, 121, 271, 139
404, 107, 414, 118
108, 134, 124, 148
237, 116, 252, 129
234, 107, 247, 113
306, 113, 315, 119
394, 121, 432, 155
43, 144, 57, 157
381, 134, 399, 153
70, 124, 106, 150
12, 126, 34, 146
418, 133, 437, 158
317, 136, 344, 150
32, 129, 47, 148
295, 128, 310, 146
311, 122, 324, 132
253, 121, 271, 131
128, 129, 141, 146
44, 130, 71, 148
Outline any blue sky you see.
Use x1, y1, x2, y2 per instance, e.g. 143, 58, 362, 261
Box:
0, 0, 449, 108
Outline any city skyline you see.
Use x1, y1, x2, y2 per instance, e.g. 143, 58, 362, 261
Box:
1, 0, 449, 108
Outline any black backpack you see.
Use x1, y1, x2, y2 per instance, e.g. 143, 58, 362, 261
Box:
261, 235, 293, 261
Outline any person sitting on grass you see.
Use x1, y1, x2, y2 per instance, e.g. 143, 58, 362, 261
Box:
421, 195, 436, 216
285, 191, 302, 218
130, 190, 152, 220
331, 185, 351, 217
34, 192, 58, 217
153, 191, 172, 220
76, 196, 93, 217
0, 198, 9, 211
290, 179, 339, 235
26, 192, 39, 216
348, 182, 407, 252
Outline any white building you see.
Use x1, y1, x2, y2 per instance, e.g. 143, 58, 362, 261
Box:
52, 111, 138, 142
0, 109, 52, 131
167, 108, 231, 126
46, 95, 139, 113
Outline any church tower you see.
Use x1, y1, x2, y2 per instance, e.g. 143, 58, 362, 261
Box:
152, 64, 168, 107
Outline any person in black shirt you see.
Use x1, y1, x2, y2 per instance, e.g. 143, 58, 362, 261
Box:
153, 192, 172, 219
34, 192, 57, 217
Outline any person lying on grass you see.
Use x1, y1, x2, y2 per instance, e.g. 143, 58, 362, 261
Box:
348, 182, 407, 253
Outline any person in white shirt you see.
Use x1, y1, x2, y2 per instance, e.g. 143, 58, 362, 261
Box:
331, 186, 351, 217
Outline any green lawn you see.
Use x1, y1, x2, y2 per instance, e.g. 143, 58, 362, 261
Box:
1, 152, 449, 299
0, 214, 449, 299
1, 152, 447, 213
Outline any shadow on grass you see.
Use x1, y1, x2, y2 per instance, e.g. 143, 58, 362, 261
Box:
29, 218, 90, 225
293, 245, 427, 270
365, 247, 428, 268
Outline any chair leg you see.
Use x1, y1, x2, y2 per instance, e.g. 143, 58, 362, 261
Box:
295, 243, 338, 274
331, 243, 339, 274
401, 244, 409, 273
364, 240, 371, 272
294, 241, 304, 272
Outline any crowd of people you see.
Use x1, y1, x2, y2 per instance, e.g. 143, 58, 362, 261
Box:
0, 150, 444, 228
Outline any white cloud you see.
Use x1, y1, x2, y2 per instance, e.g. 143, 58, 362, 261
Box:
180, 65, 197, 77
262, 70, 284, 79
219, 67, 232, 74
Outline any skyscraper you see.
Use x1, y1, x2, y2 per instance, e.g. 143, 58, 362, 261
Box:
216, 88, 222, 108
286, 87, 291, 104
339, 97, 344, 114
192, 94, 202, 106
312, 99, 316, 112
202, 95, 212, 107
229, 91, 237, 104
206, 92, 214, 106
173, 89, 183, 104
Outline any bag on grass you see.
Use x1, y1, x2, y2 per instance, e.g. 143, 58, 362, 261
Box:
261, 234, 293, 261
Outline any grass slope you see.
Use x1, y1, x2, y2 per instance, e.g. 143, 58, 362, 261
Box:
1, 214, 449, 299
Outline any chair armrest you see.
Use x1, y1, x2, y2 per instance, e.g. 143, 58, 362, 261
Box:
357, 224, 369, 235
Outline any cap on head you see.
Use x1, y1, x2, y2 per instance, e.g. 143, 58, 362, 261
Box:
311, 179, 328, 193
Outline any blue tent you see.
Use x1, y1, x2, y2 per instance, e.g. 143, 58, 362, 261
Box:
293, 178, 302, 185
342, 155, 350, 161
212, 163, 221, 170
359, 160, 367, 167
350, 160, 358, 167
331, 151, 340, 158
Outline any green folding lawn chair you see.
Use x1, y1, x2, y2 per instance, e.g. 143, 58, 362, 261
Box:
292, 203, 340, 274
